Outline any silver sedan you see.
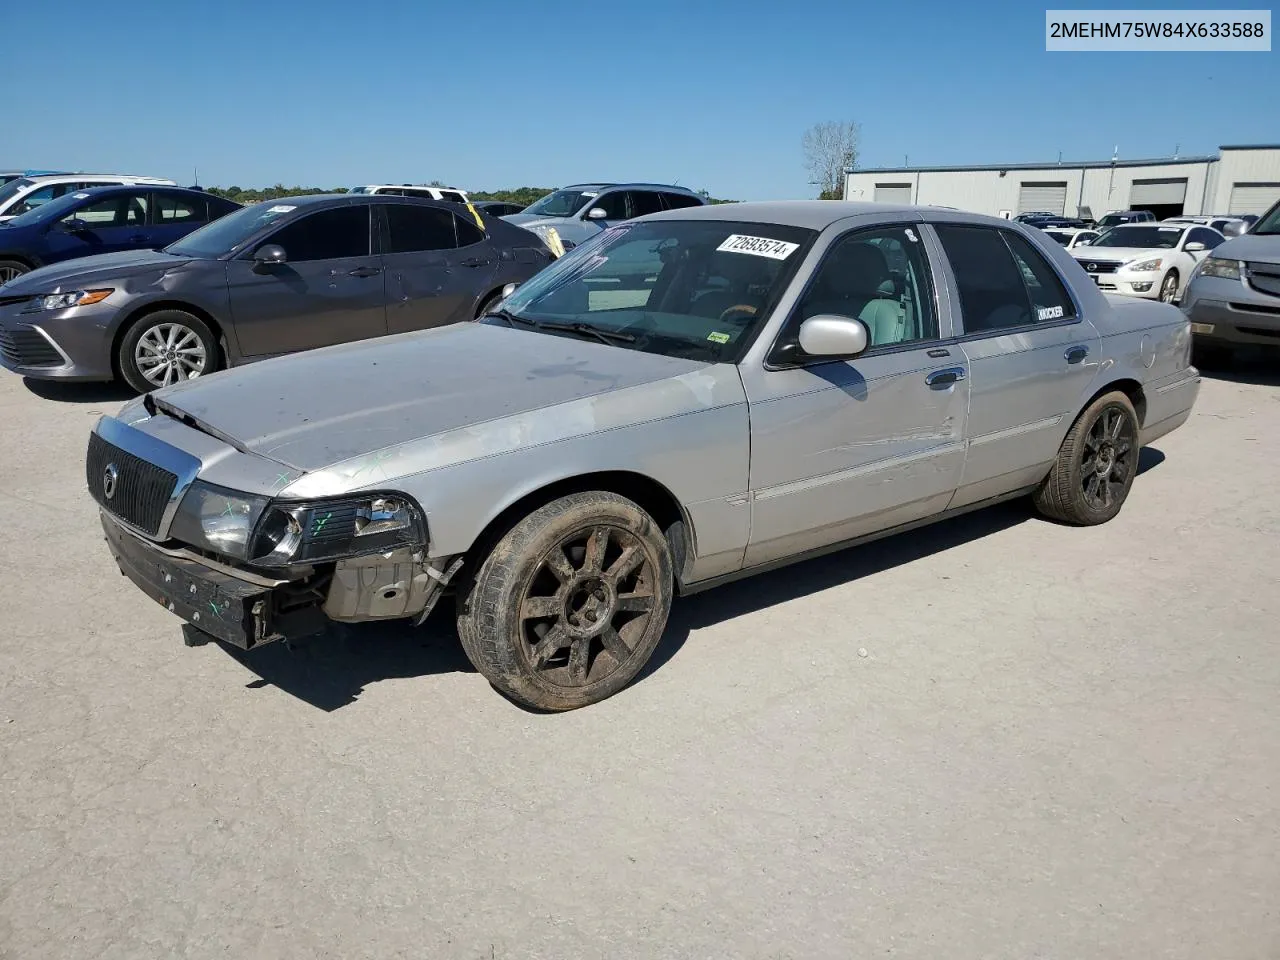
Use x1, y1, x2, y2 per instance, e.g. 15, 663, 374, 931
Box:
86, 201, 1201, 710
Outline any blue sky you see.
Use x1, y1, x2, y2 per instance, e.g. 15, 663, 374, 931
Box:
3, 0, 1275, 199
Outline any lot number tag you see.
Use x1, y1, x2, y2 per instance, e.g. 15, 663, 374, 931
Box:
717, 234, 799, 260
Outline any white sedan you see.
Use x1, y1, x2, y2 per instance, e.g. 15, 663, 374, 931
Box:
1070, 223, 1227, 303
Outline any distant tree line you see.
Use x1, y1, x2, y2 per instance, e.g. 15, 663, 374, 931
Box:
205, 184, 736, 206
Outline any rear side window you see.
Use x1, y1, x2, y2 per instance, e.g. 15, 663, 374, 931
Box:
156, 193, 206, 224
265, 205, 371, 261
661, 192, 704, 210
455, 213, 485, 246
385, 204, 457, 252
935, 224, 1076, 333
439, 191, 466, 204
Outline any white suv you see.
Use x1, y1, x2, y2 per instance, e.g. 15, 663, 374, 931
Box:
348, 184, 471, 204
0, 174, 177, 221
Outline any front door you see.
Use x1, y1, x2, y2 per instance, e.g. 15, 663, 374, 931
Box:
742, 223, 968, 567
929, 222, 1102, 508
47, 190, 153, 262
226, 204, 387, 357
379, 201, 498, 333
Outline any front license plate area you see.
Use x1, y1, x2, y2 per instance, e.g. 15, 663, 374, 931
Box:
101, 514, 273, 649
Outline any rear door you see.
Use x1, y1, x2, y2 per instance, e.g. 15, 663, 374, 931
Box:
225, 203, 387, 357
930, 220, 1101, 509
381, 201, 498, 333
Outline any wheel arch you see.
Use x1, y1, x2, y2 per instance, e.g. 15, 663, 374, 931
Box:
109, 300, 225, 376
457, 469, 697, 589
1082, 377, 1147, 426
0, 253, 37, 270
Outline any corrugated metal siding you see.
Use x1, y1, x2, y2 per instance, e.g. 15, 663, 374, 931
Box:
873, 183, 913, 204
1228, 183, 1280, 216
1016, 181, 1068, 214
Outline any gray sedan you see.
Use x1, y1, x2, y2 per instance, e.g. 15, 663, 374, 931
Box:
0, 194, 553, 391
85, 201, 1200, 710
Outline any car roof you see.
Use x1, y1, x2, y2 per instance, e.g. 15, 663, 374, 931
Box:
560, 182, 698, 194
357, 183, 467, 191
61, 184, 222, 199
14, 173, 173, 184
642, 199, 1019, 229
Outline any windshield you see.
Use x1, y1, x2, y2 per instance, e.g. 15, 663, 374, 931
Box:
490, 219, 816, 362
0, 177, 35, 208
1253, 200, 1280, 235
1043, 231, 1070, 245
0, 189, 95, 227
521, 188, 601, 218
165, 201, 299, 258
1090, 225, 1184, 249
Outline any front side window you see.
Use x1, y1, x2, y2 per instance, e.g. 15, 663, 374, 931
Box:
588, 192, 629, 220
935, 225, 1075, 334
492, 219, 816, 362
627, 191, 664, 218
155, 193, 205, 224
384, 204, 457, 253
259, 205, 370, 261
1091, 225, 1184, 249
794, 225, 938, 349
66, 192, 148, 227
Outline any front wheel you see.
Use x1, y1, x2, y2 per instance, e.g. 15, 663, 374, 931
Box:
1033, 391, 1140, 525
0, 259, 30, 285
1159, 270, 1180, 303
117, 310, 219, 393
456, 491, 674, 711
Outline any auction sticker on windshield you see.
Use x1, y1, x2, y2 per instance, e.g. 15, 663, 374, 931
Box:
716, 234, 800, 260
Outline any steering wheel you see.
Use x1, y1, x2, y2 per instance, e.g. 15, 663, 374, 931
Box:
718, 304, 758, 324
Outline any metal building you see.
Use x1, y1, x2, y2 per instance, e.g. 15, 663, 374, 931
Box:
843, 144, 1280, 221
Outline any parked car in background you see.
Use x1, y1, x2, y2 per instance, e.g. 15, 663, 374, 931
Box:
1015, 212, 1088, 229
1042, 226, 1101, 250
1, 169, 67, 186
473, 200, 526, 217
0, 194, 553, 391
1072, 222, 1225, 302
1095, 210, 1156, 229
348, 184, 470, 204
1161, 215, 1249, 238
0, 185, 240, 284
83, 201, 1198, 710
1180, 197, 1280, 363
0, 174, 176, 221
502, 182, 707, 250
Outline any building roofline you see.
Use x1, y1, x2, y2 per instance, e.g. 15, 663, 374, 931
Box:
847, 155, 1220, 175
1219, 143, 1280, 150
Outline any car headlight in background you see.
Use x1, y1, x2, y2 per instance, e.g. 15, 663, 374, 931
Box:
22, 289, 113, 312
1126, 258, 1163, 272
1197, 257, 1242, 280
249, 494, 423, 567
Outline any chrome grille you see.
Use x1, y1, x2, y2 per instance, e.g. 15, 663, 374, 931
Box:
1245, 262, 1280, 298
1078, 260, 1120, 275
86, 432, 178, 536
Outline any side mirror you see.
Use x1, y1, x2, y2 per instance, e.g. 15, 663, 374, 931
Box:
501, 282, 519, 298
60, 218, 90, 233
254, 244, 287, 267
1184, 241, 1206, 253
797, 314, 869, 358
585, 207, 608, 220
1222, 222, 1246, 237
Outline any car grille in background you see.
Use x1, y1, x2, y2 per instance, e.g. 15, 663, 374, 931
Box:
1078, 260, 1120, 274
86, 432, 178, 536
0, 327, 62, 367
1245, 262, 1280, 298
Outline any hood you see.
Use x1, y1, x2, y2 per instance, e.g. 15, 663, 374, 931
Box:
0, 249, 193, 293
1212, 233, 1280, 265
148, 322, 709, 472
1071, 247, 1167, 264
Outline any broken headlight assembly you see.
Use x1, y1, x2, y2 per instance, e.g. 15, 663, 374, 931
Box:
248, 494, 425, 567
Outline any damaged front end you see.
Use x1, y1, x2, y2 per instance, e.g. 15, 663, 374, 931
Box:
89, 413, 461, 651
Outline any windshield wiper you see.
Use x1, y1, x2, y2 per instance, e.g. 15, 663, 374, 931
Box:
534, 320, 637, 346
484, 307, 538, 327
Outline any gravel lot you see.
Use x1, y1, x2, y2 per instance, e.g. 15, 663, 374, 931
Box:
1, 360, 1277, 960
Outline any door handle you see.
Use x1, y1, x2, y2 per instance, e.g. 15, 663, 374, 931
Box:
129, 234, 150, 242
1064, 345, 1089, 364
925, 366, 966, 387
347, 266, 383, 278
460, 257, 492, 267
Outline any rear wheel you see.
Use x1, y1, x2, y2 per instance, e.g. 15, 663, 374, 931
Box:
0, 260, 29, 285
474, 290, 503, 320
1159, 270, 1180, 303
117, 310, 219, 393
1034, 391, 1140, 526
456, 491, 674, 711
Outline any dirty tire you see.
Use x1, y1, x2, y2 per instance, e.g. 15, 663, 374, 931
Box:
456, 491, 674, 711
0, 259, 30, 285
1034, 390, 1139, 526
117, 309, 219, 393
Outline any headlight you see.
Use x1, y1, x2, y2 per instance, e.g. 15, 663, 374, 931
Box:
1125, 258, 1162, 272
168, 482, 269, 560
1197, 256, 1242, 280
249, 494, 424, 567
23, 288, 113, 312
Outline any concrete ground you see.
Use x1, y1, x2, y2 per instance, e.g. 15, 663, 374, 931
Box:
1, 360, 1277, 960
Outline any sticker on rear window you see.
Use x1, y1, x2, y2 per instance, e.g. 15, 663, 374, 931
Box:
716, 234, 799, 260
1037, 306, 1064, 321
266, 205, 296, 213
707, 331, 730, 344
904, 228, 919, 243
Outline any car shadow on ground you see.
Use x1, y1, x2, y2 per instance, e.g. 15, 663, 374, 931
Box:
214, 452, 1170, 713
23, 377, 135, 404
1195, 350, 1280, 388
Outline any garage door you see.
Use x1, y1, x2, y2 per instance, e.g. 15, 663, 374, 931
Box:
1130, 178, 1187, 206
1017, 182, 1067, 215
1227, 182, 1280, 216
874, 183, 913, 204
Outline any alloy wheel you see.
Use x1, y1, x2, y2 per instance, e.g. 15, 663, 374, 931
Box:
1080, 405, 1136, 511
1160, 274, 1179, 303
0, 265, 25, 285
134, 322, 208, 387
